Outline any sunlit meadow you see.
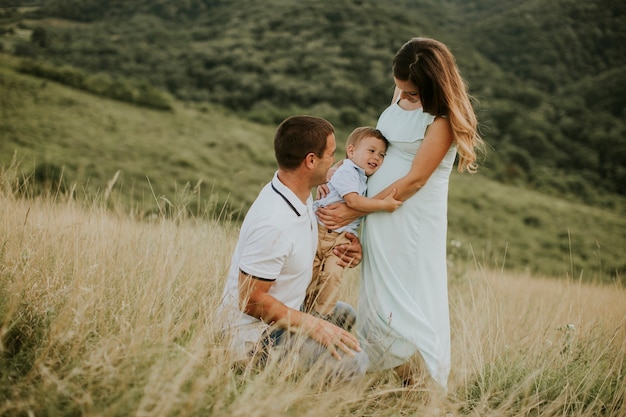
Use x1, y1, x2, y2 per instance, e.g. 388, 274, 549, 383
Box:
1, 167, 624, 417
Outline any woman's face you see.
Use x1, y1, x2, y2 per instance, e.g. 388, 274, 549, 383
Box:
394, 77, 420, 103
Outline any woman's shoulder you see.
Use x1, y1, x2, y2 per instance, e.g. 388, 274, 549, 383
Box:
424, 116, 453, 141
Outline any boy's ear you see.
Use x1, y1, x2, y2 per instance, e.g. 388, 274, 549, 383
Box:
346, 144, 355, 158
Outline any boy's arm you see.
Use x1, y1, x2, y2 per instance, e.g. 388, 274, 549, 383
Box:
343, 189, 402, 213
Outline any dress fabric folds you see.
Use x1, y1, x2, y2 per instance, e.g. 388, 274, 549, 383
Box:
357, 101, 457, 389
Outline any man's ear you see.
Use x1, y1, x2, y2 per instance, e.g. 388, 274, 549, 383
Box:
304, 152, 317, 169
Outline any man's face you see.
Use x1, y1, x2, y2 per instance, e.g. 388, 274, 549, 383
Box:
313, 133, 336, 186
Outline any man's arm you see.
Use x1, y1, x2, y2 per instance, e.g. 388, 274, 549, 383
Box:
238, 270, 360, 360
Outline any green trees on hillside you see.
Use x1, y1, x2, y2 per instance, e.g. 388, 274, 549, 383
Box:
4, 0, 625, 204
17, 59, 173, 110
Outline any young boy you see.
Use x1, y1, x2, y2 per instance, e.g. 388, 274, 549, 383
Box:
305, 127, 402, 319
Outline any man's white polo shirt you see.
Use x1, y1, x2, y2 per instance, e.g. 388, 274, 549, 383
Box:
219, 172, 317, 359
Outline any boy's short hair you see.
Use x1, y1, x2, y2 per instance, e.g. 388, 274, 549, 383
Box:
346, 127, 388, 153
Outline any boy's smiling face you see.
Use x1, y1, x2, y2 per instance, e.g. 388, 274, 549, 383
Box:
347, 136, 387, 176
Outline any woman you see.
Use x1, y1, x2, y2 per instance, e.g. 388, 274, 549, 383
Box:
317, 37, 483, 389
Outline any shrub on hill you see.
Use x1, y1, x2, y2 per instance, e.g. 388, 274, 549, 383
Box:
17, 58, 172, 110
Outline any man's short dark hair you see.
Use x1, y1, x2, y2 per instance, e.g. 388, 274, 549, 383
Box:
274, 116, 334, 170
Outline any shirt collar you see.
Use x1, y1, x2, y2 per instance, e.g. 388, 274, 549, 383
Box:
343, 158, 367, 182
270, 172, 310, 215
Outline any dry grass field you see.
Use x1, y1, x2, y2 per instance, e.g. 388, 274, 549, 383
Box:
1, 170, 624, 416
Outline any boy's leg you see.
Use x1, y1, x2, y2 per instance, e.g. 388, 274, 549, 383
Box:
304, 232, 326, 313
309, 230, 352, 316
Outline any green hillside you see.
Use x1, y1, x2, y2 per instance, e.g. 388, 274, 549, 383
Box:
1, 0, 625, 203
1, 55, 624, 283
0, 54, 276, 219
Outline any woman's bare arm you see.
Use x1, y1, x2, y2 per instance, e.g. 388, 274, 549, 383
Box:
370, 117, 453, 201
317, 117, 453, 229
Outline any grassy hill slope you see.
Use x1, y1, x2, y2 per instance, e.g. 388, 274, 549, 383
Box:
1, 54, 624, 283
0, 54, 276, 219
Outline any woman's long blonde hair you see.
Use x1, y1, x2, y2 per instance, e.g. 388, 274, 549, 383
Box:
393, 37, 484, 173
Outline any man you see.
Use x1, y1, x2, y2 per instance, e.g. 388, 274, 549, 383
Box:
219, 115, 368, 379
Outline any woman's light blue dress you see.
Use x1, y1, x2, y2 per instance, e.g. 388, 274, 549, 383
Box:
357, 100, 457, 389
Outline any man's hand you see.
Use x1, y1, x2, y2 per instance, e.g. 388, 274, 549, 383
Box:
305, 314, 361, 360
316, 202, 362, 230
240, 270, 361, 360
332, 232, 362, 268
